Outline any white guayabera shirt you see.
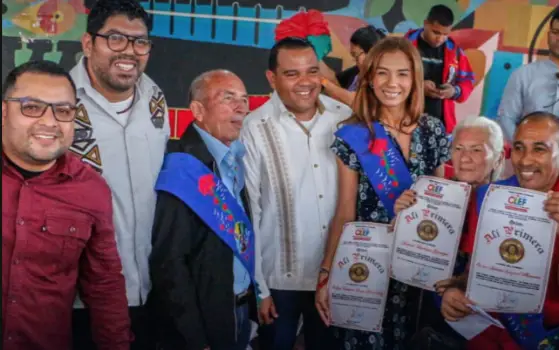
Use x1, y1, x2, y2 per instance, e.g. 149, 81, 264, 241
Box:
240, 91, 352, 299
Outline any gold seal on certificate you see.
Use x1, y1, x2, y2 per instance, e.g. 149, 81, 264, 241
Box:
391, 176, 471, 291
417, 220, 438, 242
328, 222, 393, 333
466, 184, 557, 313
499, 238, 525, 264
349, 263, 369, 283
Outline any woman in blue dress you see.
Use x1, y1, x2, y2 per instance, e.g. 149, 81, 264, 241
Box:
315, 36, 450, 350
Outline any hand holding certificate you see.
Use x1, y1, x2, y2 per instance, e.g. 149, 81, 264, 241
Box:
328, 222, 393, 332
391, 176, 471, 291
466, 185, 557, 313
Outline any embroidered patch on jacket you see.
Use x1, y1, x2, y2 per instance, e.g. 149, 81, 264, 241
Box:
70, 104, 103, 174
149, 90, 166, 129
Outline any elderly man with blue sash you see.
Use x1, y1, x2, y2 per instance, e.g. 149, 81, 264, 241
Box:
466, 111, 559, 349
148, 70, 258, 350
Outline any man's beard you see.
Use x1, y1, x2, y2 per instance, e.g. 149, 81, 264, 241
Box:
93, 62, 140, 93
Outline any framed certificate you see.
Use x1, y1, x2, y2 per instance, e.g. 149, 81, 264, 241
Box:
466, 185, 557, 313
328, 222, 393, 332
391, 176, 471, 291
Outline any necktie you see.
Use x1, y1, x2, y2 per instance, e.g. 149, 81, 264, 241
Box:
224, 151, 243, 196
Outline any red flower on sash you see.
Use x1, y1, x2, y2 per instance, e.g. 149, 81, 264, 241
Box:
368, 137, 400, 189
200, 173, 238, 235
368, 138, 387, 156
198, 174, 216, 196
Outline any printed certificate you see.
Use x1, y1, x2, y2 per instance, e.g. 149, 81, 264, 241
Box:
391, 176, 471, 291
328, 222, 393, 332
466, 185, 557, 313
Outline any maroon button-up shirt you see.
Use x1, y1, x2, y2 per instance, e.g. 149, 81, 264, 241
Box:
2, 152, 131, 350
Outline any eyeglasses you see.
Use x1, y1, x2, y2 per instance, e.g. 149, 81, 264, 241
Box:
4, 97, 79, 122
90, 32, 153, 56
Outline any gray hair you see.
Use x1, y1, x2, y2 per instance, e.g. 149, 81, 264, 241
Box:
452, 115, 505, 181
188, 69, 237, 103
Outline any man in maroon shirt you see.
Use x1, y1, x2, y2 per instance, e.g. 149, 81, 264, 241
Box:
1, 60, 131, 350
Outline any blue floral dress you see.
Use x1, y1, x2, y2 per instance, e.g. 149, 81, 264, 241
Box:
330, 115, 451, 350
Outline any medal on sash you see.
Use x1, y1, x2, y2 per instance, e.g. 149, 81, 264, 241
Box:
155, 153, 257, 286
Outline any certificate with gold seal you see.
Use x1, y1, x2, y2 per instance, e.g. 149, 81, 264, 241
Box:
466, 185, 557, 313
391, 176, 471, 291
328, 222, 393, 332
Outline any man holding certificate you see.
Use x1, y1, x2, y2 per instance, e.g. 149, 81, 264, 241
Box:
452, 111, 559, 349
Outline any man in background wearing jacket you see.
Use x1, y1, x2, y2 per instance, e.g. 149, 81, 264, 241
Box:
406, 4, 474, 133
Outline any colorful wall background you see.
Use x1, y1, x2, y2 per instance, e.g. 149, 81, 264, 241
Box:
2, 0, 557, 138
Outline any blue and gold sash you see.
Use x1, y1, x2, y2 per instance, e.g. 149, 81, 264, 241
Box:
155, 152, 256, 284
475, 176, 558, 349
335, 122, 413, 219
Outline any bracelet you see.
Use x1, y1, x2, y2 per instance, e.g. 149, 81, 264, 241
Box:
317, 275, 329, 290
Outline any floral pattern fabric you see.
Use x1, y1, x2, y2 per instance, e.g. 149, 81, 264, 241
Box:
330, 115, 450, 350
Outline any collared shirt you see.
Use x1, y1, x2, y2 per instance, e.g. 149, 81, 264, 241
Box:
498, 59, 559, 141
69, 57, 170, 306
240, 91, 352, 298
193, 124, 250, 295
2, 153, 131, 350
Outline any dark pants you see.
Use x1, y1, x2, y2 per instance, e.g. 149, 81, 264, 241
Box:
409, 292, 466, 350
72, 306, 155, 350
215, 303, 251, 350
258, 289, 334, 350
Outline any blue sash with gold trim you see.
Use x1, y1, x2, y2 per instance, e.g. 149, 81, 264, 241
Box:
155, 152, 256, 284
335, 122, 413, 219
476, 176, 558, 349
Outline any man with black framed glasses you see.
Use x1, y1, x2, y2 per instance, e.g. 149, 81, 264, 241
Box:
1, 60, 131, 350
69, 0, 169, 349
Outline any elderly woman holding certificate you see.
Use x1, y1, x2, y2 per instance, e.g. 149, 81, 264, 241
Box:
393, 116, 506, 346
460, 112, 559, 349
315, 36, 450, 350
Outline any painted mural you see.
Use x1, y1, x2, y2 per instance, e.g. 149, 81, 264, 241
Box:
2, 0, 558, 137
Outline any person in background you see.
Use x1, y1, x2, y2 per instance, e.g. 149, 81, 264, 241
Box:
149, 70, 256, 350
319, 25, 386, 106
442, 112, 559, 349
241, 37, 352, 350
405, 4, 474, 133
2, 60, 131, 350
394, 115, 505, 349
315, 36, 450, 350
497, 10, 559, 141
69, 0, 170, 348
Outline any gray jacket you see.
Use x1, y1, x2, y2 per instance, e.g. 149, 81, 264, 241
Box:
70, 58, 170, 306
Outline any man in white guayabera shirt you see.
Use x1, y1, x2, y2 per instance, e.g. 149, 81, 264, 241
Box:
69, 0, 169, 349
497, 9, 559, 141
240, 37, 352, 350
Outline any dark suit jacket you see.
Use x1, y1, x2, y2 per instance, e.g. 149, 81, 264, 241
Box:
148, 124, 256, 350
